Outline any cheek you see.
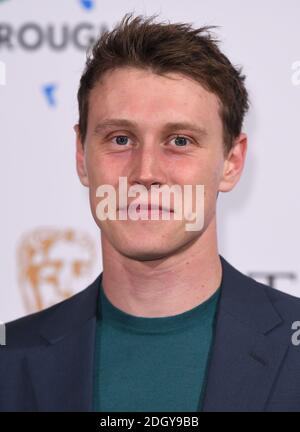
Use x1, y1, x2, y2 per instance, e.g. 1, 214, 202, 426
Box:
86, 155, 124, 220
86, 153, 118, 188
173, 157, 222, 212
172, 158, 213, 187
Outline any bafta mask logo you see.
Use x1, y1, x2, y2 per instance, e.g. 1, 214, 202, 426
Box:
17, 228, 96, 313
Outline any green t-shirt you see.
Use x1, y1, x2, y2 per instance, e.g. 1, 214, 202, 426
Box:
93, 279, 221, 412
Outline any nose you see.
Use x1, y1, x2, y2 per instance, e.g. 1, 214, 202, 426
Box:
127, 142, 167, 190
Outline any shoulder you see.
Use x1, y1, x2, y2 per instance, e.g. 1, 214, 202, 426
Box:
220, 255, 300, 324
2, 274, 101, 349
259, 280, 300, 320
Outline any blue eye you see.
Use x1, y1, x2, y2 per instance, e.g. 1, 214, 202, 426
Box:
172, 136, 191, 146
112, 135, 130, 145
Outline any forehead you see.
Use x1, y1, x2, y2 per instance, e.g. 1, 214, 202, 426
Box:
88, 67, 222, 133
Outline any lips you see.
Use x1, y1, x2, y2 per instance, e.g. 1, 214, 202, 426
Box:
136, 204, 173, 212
118, 203, 174, 213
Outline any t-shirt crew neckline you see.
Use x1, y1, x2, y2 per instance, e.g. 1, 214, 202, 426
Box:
99, 281, 221, 334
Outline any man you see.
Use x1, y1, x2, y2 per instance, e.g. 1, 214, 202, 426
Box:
1, 12, 300, 412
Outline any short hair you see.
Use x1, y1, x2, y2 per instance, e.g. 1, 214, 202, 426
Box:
77, 12, 249, 155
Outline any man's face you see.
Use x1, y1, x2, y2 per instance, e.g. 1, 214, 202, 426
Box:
75, 66, 246, 261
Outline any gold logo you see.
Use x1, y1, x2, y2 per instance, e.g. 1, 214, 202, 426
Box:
17, 227, 96, 313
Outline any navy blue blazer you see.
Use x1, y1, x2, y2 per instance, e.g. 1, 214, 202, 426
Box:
1, 255, 300, 412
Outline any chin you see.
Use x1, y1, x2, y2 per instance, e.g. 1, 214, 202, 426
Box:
114, 238, 179, 262
121, 248, 173, 262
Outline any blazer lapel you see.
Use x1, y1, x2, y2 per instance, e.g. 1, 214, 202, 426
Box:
202, 256, 290, 412
25, 274, 102, 412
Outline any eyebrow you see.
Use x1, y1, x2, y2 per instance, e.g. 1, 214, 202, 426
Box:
93, 118, 208, 137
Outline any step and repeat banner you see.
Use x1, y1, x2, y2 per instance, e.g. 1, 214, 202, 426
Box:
0, 0, 299, 323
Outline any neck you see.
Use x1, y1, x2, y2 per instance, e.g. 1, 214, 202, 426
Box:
100, 216, 222, 318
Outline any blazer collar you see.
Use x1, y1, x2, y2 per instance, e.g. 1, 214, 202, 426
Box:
201, 256, 288, 412
217, 255, 283, 334
25, 275, 102, 411
39, 273, 102, 345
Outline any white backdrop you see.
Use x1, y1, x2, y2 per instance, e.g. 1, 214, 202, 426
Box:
0, 0, 299, 323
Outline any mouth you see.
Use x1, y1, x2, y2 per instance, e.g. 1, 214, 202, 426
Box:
137, 204, 174, 213
118, 204, 174, 213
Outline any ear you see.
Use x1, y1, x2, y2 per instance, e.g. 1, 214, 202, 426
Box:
218, 133, 248, 193
74, 124, 89, 187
